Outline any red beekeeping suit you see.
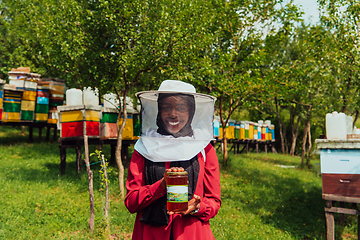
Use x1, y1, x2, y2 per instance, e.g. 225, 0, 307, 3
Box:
125, 143, 221, 240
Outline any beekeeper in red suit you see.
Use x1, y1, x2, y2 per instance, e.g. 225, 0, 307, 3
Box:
125, 80, 221, 240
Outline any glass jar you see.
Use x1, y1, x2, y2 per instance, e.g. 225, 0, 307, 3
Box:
166, 171, 188, 211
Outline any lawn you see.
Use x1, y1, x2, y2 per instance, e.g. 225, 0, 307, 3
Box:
0, 125, 357, 239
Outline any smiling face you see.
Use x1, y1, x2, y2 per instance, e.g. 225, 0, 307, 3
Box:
160, 96, 190, 134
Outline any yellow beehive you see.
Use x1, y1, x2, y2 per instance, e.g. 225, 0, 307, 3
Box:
60, 110, 83, 122
22, 91, 37, 101
35, 113, 48, 121
249, 122, 254, 140
2, 112, 20, 122
118, 116, 134, 140
219, 123, 223, 139
85, 110, 100, 121
21, 100, 36, 111
239, 121, 245, 140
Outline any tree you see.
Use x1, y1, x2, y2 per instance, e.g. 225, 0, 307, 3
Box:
263, 22, 331, 165
318, 0, 360, 119
190, 0, 302, 163
0, 0, 46, 78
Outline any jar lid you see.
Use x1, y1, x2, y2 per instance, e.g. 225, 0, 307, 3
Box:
166, 171, 188, 176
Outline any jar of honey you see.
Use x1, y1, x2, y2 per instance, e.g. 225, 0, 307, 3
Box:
166, 171, 188, 211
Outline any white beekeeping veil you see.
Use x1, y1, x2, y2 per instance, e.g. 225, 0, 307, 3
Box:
134, 80, 216, 162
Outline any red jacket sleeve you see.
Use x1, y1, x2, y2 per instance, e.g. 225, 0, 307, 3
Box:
194, 144, 222, 222
124, 151, 167, 214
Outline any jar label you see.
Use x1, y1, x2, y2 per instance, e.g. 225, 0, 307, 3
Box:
167, 185, 188, 203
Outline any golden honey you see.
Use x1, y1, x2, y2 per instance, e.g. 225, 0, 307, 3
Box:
166, 171, 188, 211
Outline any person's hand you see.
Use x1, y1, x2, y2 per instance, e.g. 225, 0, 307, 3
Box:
161, 167, 185, 189
168, 194, 201, 216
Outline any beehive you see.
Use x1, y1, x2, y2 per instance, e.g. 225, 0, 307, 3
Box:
234, 121, 240, 139
35, 83, 50, 123
40, 78, 65, 124
227, 120, 235, 139
8, 71, 27, 90
100, 107, 140, 140
317, 140, 360, 198
58, 105, 101, 138
239, 121, 245, 140
271, 124, 275, 142
2, 85, 22, 122
253, 123, 258, 140
0, 79, 5, 121
100, 107, 119, 139
249, 122, 254, 140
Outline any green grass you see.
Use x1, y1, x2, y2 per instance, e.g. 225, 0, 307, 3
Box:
0, 126, 358, 239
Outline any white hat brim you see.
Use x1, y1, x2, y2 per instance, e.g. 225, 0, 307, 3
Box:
135, 90, 216, 102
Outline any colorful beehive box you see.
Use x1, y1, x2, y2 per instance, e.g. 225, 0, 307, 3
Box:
25, 73, 39, 91
133, 113, 141, 139
257, 124, 262, 140
234, 121, 240, 139
47, 107, 58, 124
20, 100, 35, 121
316, 140, 360, 198
219, 122, 223, 139
213, 116, 220, 138
119, 115, 133, 140
261, 124, 266, 141
118, 108, 140, 140
0, 79, 5, 121
244, 121, 250, 139
35, 83, 50, 122
271, 124, 275, 142
2, 85, 22, 122
265, 125, 270, 141
249, 122, 254, 140
58, 105, 101, 138
227, 120, 235, 139
100, 107, 119, 139
8, 71, 28, 90
100, 107, 140, 140
239, 121, 245, 140
20, 73, 39, 121
253, 123, 258, 140
41, 78, 65, 124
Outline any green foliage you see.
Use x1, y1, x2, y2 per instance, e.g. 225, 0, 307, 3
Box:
318, 0, 360, 114
90, 150, 111, 192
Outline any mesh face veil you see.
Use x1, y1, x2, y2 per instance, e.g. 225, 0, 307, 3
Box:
134, 80, 216, 162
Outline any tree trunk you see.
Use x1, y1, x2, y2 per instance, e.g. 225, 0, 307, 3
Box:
353, 110, 359, 126
301, 105, 312, 167
84, 136, 95, 232
218, 96, 228, 163
301, 120, 308, 167
306, 121, 312, 168
275, 97, 285, 154
290, 115, 301, 156
115, 89, 127, 199
223, 127, 228, 163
